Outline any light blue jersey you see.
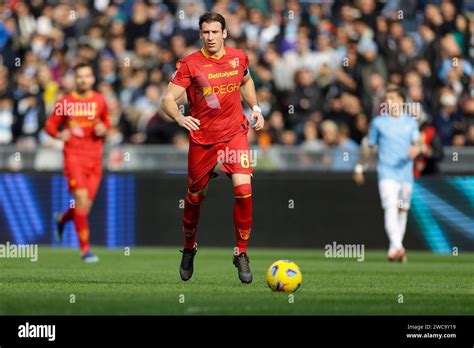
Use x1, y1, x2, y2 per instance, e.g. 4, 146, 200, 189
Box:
367, 114, 420, 183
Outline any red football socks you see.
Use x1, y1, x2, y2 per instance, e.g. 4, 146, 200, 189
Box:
233, 184, 252, 254
182, 189, 205, 249
73, 209, 90, 254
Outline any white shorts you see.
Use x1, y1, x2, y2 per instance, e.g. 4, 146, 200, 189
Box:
378, 179, 413, 210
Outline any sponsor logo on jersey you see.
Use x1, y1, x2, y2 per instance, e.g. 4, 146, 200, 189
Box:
202, 82, 241, 96
208, 70, 238, 79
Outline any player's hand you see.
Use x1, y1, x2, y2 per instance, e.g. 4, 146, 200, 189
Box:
353, 172, 365, 186
57, 129, 71, 142
177, 115, 200, 131
250, 112, 264, 131
407, 145, 421, 159
94, 122, 107, 137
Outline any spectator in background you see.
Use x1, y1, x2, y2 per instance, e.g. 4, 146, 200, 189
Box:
424, 4, 444, 35
358, 40, 388, 111
266, 110, 286, 145
279, 0, 303, 52
418, 21, 440, 65
440, 0, 458, 35
37, 62, 59, 114
149, 4, 175, 45
332, 123, 359, 171
398, 35, 418, 71
287, 68, 321, 137
271, 33, 317, 91
465, 124, 474, 146
145, 110, 182, 145
320, 119, 338, 167
125, 1, 151, 50
377, 20, 405, 74
358, 0, 378, 31
12, 71, 45, 146
244, 8, 265, 49
326, 92, 362, 128
280, 129, 297, 146
333, 47, 360, 97
0, 68, 11, 99
175, 1, 202, 45
130, 84, 162, 143
320, 119, 338, 147
451, 128, 466, 146
352, 113, 369, 144
363, 72, 386, 117
435, 88, 463, 145
438, 34, 472, 86
14, 1, 36, 50
0, 96, 13, 144
301, 120, 324, 152
414, 58, 437, 104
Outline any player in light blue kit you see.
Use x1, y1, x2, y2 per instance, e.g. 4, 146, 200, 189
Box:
353, 88, 423, 262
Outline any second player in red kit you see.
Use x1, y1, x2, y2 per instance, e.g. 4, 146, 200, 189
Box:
45, 63, 110, 263
162, 12, 264, 283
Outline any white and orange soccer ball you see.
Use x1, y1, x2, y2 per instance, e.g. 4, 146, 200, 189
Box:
266, 260, 302, 293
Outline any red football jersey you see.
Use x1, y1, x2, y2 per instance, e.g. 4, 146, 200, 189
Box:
171, 46, 250, 145
45, 90, 111, 161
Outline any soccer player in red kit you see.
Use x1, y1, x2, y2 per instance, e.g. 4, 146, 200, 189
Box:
161, 12, 264, 284
45, 63, 110, 263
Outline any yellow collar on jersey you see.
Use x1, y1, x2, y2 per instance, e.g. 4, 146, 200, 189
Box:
201, 47, 226, 60
72, 90, 94, 100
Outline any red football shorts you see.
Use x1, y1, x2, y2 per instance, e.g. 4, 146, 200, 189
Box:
64, 155, 103, 200
188, 131, 253, 192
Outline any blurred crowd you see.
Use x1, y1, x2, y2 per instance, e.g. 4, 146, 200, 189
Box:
0, 0, 474, 167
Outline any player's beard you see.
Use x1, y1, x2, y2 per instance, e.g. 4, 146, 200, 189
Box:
76, 84, 92, 95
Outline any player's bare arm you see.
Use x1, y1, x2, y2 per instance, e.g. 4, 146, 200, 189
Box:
94, 122, 108, 137
241, 73, 264, 131
353, 137, 375, 186
57, 129, 71, 141
161, 82, 200, 131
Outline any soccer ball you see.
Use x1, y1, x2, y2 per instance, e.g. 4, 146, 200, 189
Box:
266, 260, 302, 293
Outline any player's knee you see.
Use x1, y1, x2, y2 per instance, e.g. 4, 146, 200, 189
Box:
186, 189, 206, 205
233, 183, 252, 199
74, 190, 90, 210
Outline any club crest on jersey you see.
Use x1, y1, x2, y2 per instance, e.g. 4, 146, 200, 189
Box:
229, 57, 239, 69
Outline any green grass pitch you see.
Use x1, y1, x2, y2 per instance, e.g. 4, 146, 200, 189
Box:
0, 247, 473, 315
